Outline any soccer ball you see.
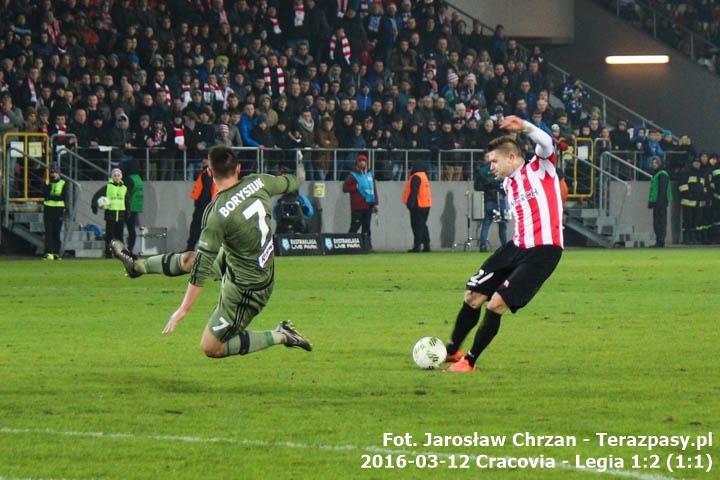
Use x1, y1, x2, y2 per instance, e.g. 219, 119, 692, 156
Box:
97, 196, 110, 209
412, 336, 447, 369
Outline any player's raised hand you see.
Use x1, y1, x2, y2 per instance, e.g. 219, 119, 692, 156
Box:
499, 115, 526, 132
163, 308, 187, 335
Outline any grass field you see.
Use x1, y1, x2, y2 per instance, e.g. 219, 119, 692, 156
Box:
0, 249, 718, 479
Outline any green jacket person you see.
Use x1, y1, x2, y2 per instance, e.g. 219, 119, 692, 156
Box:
648, 157, 672, 248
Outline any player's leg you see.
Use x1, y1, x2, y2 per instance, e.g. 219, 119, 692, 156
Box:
201, 280, 312, 358
445, 290, 487, 362
111, 239, 195, 278
446, 245, 512, 363
463, 247, 563, 370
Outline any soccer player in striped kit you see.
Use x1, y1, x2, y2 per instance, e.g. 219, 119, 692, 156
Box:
445, 116, 563, 373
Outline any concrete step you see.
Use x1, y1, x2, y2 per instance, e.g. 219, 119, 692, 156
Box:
65, 240, 106, 251
29, 221, 45, 233
566, 208, 602, 218
67, 230, 95, 242
74, 249, 105, 258
615, 224, 635, 235
584, 215, 615, 227
14, 212, 44, 223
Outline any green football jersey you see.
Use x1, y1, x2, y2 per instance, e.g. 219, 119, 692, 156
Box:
189, 173, 299, 288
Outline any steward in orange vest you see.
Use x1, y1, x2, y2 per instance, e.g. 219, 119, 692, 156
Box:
403, 160, 432, 252
186, 157, 219, 251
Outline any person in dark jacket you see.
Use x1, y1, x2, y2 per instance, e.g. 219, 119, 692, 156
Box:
678, 157, 707, 244
343, 154, 378, 250
475, 154, 507, 251
43, 162, 68, 260
708, 154, 720, 243
647, 157, 672, 248
402, 160, 432, 252
92, 168, 129, 258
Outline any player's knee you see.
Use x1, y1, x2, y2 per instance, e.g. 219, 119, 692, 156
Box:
200, 336, 225, 358
464, 290, 487, 309
487, 293, 509, 314
180, 251, 197, 272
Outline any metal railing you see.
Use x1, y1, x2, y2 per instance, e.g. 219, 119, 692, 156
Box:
598, 0, 720, 67
571, 151, 631, 219
57, 146, 492, 182
4, 147, 82, 232
446, 1, 677, 134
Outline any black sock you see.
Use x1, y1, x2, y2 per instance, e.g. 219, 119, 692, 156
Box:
466, 309, 502, 366
446, 302, 481, 355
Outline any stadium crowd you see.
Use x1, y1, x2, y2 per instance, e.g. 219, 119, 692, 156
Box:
601, 0, 720, 73
0, 0, 709, 184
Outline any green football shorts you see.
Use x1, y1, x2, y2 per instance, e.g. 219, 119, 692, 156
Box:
206, 250, 274, 341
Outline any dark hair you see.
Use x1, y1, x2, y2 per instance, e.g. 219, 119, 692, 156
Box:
487, 136, 521, 157
209, 146, 238, 179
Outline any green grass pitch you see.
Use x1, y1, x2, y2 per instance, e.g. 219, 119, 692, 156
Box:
0, 250, 718, 479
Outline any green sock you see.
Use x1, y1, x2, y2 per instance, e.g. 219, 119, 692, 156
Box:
224, 331, 279, 356
143, 253, 185, 276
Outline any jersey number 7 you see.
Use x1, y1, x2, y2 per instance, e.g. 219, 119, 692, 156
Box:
243, 199, 270, 246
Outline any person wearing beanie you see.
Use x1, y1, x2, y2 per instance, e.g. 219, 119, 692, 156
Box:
42, 162, 68, 260
91, 167, 129, 257
343, 153, 379, 250
442, 70, 460, 109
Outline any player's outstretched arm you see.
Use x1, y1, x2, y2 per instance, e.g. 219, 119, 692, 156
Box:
500, 115, 554, 160
163, 283, 203, 334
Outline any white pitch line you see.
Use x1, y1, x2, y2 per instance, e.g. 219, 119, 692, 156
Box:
0, 427, 681, 480
0, 476, 80, 480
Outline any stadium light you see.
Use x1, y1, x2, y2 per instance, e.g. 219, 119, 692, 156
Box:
605, 55, 670, 65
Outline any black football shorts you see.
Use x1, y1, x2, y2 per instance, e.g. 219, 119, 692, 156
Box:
466, 242, 562, 313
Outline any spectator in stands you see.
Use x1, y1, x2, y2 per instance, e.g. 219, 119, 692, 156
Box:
610, 120, 633, 151
296, 109, 316, 179
0, 92, 23, 135
660, 129, 677, 152
109, 113, 133, 165
314, 115, 338, 180
642, 129, 665, 174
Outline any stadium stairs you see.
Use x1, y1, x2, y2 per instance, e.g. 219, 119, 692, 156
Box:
2, 199, 107, 257
564, 207, 655, 248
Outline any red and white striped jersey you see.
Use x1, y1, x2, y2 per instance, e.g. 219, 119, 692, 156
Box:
503, 152, 564, 249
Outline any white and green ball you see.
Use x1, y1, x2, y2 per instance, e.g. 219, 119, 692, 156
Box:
412, 336, 447, 369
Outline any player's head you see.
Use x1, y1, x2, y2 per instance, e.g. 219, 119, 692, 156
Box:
208, 146, 240, 180
487, 136, 523, 179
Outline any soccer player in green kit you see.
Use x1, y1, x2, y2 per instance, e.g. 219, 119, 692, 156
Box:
111, 146, 312, 358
